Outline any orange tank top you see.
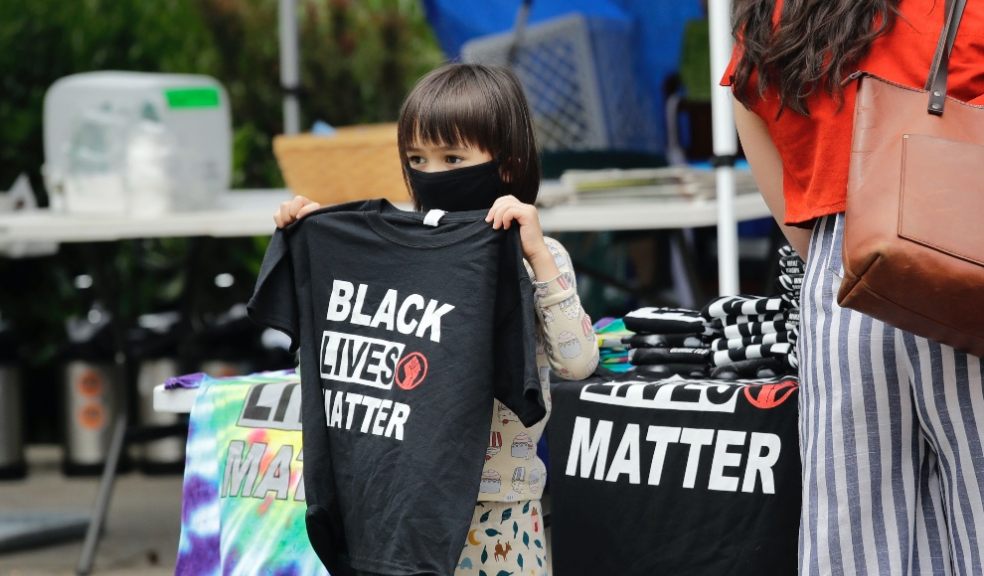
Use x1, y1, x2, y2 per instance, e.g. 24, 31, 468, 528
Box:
722, 0, 984, 225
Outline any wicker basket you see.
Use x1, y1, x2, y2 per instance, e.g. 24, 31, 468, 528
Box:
273, 123, 410, 205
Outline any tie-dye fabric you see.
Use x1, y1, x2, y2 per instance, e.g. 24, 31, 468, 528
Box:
175, 370, 327, 576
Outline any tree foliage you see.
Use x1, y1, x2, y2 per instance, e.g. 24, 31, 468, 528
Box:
0, 0, 444, 365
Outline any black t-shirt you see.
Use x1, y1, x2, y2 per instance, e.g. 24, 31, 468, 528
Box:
548, 374, 800, 576
247, 199, 544, 576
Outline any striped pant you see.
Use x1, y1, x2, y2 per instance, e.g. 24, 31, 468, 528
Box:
800, 214, 984, 575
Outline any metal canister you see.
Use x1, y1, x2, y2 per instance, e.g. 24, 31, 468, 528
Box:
130, 312, 187, 474
62, 359, 122, 475
62, 315, 124, 476
136, 357, 185, 473
0, 331, 25, 478
193, 305, 261, 378
0, 322, 24, 478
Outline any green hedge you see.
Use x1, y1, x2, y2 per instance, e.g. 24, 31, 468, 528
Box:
0, 0, 444, 373
1, 0, 444, 194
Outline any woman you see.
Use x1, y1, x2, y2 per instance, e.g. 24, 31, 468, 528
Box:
725, 1, 984, 574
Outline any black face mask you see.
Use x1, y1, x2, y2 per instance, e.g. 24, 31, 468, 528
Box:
407, 160, 504, 212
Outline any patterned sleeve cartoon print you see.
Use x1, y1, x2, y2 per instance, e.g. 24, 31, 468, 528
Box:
528, 237, 599, 381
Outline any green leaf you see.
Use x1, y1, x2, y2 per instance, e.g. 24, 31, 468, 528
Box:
537, 557, 543, 567
518, 554, 525, 570
480, 509, 491, 523
481, 546, 488, 564
512, 520, 519, 539
480, 571, 488, 576
484, 529, 502, 537
523, 501, 531, 514
523, 532, 530, 548
495, 571, 514, 576
534, 538, 543, 549
501, 507, 512, 523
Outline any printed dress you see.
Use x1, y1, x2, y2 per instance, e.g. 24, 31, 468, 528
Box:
457, 237, 599, 575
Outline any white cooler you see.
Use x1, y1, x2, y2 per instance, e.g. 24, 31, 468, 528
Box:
43, 72, 232, 215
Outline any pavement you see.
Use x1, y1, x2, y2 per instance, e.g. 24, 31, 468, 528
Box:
0, 447, 553, 576
0, 446, 181, 576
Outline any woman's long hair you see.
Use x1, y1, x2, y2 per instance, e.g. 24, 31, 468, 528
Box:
731, 0, 902, 115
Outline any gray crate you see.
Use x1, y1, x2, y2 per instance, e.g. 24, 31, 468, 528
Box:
462, 14, 658, 153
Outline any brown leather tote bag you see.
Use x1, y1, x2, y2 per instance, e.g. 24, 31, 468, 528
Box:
838, 0, 984, 356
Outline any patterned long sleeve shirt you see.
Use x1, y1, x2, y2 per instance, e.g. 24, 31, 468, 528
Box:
478, 236, 599, 503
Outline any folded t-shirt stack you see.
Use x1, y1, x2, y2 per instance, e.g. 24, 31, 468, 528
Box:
776, 245, 804, 348
593, 317, 634, 374
701, 295, 798, 380
777, 244, 804, 301
621, 307, 713, 378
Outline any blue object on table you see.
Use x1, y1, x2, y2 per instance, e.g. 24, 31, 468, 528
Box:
311, 120, 336, 136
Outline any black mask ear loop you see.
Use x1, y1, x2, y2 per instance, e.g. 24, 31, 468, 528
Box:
495, 154, 509, 184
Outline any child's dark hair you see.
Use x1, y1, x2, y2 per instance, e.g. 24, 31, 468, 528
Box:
397, 63, 541, 209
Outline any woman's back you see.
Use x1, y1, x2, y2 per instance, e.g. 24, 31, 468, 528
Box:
729, 3, 984, 575
727, 0, 984, 224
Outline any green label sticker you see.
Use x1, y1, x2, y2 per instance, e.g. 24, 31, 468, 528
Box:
164, 87, 220, 109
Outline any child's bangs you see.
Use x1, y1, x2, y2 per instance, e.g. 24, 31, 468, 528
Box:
399, 83, 497, 152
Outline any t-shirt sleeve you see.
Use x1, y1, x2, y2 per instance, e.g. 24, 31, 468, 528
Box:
246, 230, 300, 354
720, 43, 742, 87
531, 238, 599, 381
493, 228, 546, 427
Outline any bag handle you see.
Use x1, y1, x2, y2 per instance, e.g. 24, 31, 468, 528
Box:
925, 0, 967, 115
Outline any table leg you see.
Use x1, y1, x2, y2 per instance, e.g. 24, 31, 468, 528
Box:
75, 411, 127, 576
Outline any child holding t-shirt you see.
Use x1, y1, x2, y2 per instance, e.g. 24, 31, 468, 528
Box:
275, 63, 598, 575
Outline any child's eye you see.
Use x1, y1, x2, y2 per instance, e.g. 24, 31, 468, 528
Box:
408, 155, 425, 165
445, 155, 464, 164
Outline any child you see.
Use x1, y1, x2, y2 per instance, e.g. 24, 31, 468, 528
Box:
275, 63, 598, 575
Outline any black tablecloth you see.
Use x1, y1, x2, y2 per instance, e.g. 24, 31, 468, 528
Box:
548, 374, 801, 576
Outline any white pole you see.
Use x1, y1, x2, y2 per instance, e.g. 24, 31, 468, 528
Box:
279, 0, 301, 135
708, 0, 739, 296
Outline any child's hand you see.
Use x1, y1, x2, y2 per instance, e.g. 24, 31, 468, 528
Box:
274, 196, 321, 228
486, 195, 560, 280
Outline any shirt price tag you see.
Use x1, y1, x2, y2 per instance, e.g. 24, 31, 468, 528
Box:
422, 209, 446, 227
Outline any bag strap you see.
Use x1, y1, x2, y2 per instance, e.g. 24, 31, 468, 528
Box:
925, 0, 967, 115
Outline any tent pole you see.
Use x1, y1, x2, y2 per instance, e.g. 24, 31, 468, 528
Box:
507, 0, 534, 66
280, 0, 301, 135
708, 0, 739, 295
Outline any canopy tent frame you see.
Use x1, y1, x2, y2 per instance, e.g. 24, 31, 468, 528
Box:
274, 0, 743, 295
708, 0, 739, 295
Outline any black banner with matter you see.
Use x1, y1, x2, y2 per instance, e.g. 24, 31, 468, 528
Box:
548, 375, 800, 576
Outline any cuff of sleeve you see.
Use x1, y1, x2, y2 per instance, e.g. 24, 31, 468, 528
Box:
533, 272, 575, 309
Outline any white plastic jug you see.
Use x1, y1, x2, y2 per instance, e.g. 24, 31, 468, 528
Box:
125, 102, 181, 216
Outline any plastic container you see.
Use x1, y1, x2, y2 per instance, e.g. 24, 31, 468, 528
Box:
125, 103, 182, 217
43, 72, 231, 214
462, 14, 659, 153
60, 104, 131, 214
